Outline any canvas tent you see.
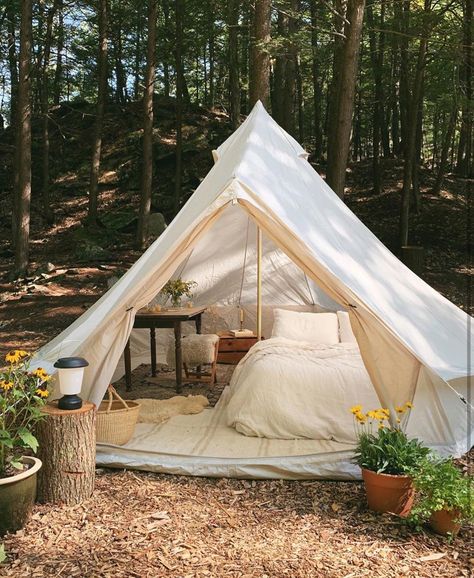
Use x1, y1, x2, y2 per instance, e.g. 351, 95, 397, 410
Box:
34, 101, 472, 478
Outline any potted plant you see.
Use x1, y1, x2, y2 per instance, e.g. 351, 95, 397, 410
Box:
408, 457, 473, 537
0, 350, 51, 536
160, 278, 197, 309
350, 402, 430, 516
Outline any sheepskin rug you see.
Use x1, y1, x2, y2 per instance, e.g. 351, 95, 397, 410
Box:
136, 395, 210, 424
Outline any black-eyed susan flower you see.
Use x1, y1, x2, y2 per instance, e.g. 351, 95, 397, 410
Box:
350, 405, 362, 414
5, 350, 28, 364
395, 405, 405, 414
32, 367, 51, 382
0, 380, 13, 391
404, 401, 413, 409
35, 388, 49, 398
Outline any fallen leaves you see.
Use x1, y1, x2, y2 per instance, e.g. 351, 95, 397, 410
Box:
0, 471, 472, 577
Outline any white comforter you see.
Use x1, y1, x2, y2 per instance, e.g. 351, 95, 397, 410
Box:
225, 337, 380, 443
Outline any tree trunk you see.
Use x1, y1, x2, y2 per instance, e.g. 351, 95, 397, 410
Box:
399, 15, 429, 247
36, 402, 96, 505
296, 53, 304, 142
272, 6, 288, 125
88, 0, 108, 225
228, 0, 241, 128
13, 0, 32, 276
162, 0, 170, 99
249, 0, 271, 108
326, 0, 347, 171
310, 0, 323, 159
367, 0, 386, 194
134, 9, 142, 100
40, 1, 58, 226
175, 0, 184, 213
282, 0, 298, 136
53, 0, 64, 105
136, 0, 157, 249
433, 106, 457, 194
326, 0, 366, 198
208, 2, 215, 107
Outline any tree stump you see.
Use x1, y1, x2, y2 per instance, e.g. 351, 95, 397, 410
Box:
36, 401, 96, 504
401, 245, 425, 276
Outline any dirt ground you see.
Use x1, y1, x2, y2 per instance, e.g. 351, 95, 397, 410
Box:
1, 468, 472, 577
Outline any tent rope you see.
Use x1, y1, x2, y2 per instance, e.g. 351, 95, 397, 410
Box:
238, 217, 251, 307
303, 272, 316, 306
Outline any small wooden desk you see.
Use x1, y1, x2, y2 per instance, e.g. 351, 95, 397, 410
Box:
124, 306, 206, 393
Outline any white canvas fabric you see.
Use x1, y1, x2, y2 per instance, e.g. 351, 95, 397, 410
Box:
34, 101, 473, 472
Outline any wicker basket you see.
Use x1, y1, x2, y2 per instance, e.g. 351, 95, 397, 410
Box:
96, 386, 140, 446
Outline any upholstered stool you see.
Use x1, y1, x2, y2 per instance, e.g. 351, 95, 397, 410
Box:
167, 334, 219, 385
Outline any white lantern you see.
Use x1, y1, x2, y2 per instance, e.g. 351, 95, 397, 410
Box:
54, 357, 89, 410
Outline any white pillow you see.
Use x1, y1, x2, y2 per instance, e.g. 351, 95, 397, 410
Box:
337, 310, 358, 344
271, 309, 339, 345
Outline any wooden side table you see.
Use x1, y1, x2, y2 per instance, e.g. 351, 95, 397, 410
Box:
217, 332, 259, 365
124, 306, 207, 393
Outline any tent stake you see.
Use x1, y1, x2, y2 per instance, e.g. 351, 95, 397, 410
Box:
257, 227, 262, 340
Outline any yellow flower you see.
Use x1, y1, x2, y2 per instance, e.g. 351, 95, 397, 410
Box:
350, 405, 362, 414
396, 418, 401, 424
35, 388, 49, 398
355, 412, 367, 424
404, 401, 413, 409
381, 408, 390, 417
0, 380, 13, 391
395, 406, 405, 414
367, 410, 378, 420
33, 368, 51, 382
378, 423, 385, 430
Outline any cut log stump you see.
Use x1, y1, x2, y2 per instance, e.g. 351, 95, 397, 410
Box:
401, 245, 425, 276
36, 401, 96, 504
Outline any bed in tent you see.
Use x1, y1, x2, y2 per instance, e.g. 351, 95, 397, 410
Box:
33, 101, 473, 480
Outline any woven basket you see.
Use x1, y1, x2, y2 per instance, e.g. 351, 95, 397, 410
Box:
96, 386, 140, 446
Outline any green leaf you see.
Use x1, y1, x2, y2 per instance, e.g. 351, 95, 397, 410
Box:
0, 544, 6, 563
17, 428, 39, 453
10, 459, 23, 471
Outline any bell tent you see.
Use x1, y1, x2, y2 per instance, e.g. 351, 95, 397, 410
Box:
34, 101, 473, 479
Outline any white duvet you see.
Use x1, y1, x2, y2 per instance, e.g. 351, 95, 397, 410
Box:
225, 337, 380, 443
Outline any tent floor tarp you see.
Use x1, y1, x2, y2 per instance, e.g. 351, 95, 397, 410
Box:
96, 388, 358, 480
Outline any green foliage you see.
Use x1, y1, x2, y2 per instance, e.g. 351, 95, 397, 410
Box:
351, 403, 430, 475
160, 279, 197, 307
408, 458, 474, 527
0, 351, 50, 477
354, 427, 430, 476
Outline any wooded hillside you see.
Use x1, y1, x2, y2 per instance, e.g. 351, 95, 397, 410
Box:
0, 0, 471, 297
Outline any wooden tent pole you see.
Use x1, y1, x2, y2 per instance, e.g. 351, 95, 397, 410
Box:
257, 226, 262, 340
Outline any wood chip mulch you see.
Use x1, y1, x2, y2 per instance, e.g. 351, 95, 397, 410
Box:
1, 470, 472, 577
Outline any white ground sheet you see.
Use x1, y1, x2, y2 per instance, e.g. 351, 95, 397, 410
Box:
96, 387, 358, 480
225, 338, 379, 442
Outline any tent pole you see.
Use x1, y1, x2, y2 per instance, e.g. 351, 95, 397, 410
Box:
257, 226, 262, 340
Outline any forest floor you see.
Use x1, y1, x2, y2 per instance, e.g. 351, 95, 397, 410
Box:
0, 102, 472, 576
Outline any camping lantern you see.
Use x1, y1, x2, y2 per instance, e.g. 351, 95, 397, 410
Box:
54, 357, 89, 410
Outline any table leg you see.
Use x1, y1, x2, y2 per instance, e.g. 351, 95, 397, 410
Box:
150, 326, 157, 377
195, 313, 202, 378
174, 321, 182, 394
195, 314, 202, 334
124, 338, 132, 391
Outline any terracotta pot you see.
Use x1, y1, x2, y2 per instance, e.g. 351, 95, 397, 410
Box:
362, 468, 414, 517
429, 508, 462, 536
0, 457, 42, 536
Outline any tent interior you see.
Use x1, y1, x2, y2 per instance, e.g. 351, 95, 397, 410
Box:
96, 202, 467, 480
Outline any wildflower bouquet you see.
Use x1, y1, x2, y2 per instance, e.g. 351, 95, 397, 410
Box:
160, 279, 197, 308
350, 402, 430, 476
0, 350, 50, 477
